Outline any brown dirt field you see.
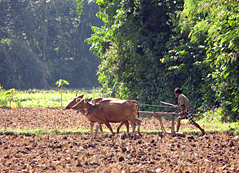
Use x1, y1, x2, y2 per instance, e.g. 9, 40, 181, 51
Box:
0, 108, 238, 172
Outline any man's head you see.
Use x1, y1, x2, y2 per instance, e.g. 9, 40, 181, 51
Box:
174, 87, 182, 97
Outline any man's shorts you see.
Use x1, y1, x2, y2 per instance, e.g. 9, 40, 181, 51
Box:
177, 106, 195, 124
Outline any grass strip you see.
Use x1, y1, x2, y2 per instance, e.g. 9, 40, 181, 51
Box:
1, 122, 238, 136
0, 128, 89, 136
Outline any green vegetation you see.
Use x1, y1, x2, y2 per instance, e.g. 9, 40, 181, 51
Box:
176, 0, 239, 121
1, 0, 238, 130
179, 116, 239, 135
83, 0, 238, 122
0, 88, 103, 108
0, 120, 238, 136
55, 79, 70, 107
4, 88, 18, 108
0, 0, 102, 90
0, 128, 90, 136
197, 120, 239, 136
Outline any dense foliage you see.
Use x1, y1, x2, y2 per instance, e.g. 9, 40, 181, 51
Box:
174, 0, 239, 121
0, 88, 103, 108
85, 0, 238, 121
0, 0, 102, 90
85, 0, 204, 111
1, 0, 238, 121
86, 0, 185, 109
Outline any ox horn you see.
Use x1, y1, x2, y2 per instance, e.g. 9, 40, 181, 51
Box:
84, 98, 88, 103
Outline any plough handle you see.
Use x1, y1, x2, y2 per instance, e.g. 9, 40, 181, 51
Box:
160, 101, 176, 107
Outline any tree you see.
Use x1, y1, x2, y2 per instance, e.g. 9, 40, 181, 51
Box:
86, 0, 184, 108
174, 0, 239, 121
84, 0, 239, 121
0, 0, 102, 90
55, 79, 69, 107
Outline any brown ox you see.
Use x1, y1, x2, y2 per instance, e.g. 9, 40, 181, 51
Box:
72, 98, 141, 137
65, 95, 130, 137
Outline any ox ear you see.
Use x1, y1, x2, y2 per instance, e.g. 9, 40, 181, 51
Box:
75, 94, 84, 100
74, 94, 83, 99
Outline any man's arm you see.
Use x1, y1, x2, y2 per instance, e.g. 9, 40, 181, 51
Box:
180, 105, 185, 116
175, 105, 180, 109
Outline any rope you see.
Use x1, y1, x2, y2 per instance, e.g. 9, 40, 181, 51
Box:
139, 103, 173, 108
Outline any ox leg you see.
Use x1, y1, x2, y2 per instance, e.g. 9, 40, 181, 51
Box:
90, 121, 94, 137
94, 122, 100, 138
99, 123, 103, 134
137, 122, 141, 136
131, 123, 136, 136
117, 120, 129, 133
104, 121, 114, 135
117, 122, 123, 134
125, 120, 129, 133
136, 119, 142, 136
131, 118, 141, 136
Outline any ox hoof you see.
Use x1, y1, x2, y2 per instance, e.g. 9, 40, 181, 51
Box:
120, 135, 126, 140
130, 135, 140, 140
109, 133, 115, 138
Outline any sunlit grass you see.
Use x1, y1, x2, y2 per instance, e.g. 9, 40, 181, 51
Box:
0, 128, 92, 136
0, 88, 104, 108
1, 121, 238, 136
178, 119, 239, 135
197, 120, 239, 135
0, 127, 156, 136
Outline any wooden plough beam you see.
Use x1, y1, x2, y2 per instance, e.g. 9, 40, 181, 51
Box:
138, 111, 184, 136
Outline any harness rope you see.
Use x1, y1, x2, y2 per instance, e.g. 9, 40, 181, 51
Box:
139, 103, 173, 108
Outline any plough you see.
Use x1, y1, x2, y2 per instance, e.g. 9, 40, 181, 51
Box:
138, 101, 184, 136
138, 111, 184, 136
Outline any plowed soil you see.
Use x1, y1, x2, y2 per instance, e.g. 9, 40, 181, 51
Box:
0, 107, 238, 172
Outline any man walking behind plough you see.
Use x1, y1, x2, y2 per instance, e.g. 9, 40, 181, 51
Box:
174, 87, 205, 136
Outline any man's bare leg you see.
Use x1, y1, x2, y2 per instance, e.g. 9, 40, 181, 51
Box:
193, 122, 205, 135
176, 118, 182, 132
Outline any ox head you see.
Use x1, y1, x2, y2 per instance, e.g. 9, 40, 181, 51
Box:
72, 98, 92, 110
65, 94, 84, 109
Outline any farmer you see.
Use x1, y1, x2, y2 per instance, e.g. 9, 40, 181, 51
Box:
174, 87, 205, 135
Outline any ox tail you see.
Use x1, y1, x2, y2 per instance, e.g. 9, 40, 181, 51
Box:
129, 100, 140, 118
135, 101, 140, 118
137, 111, 140, 118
